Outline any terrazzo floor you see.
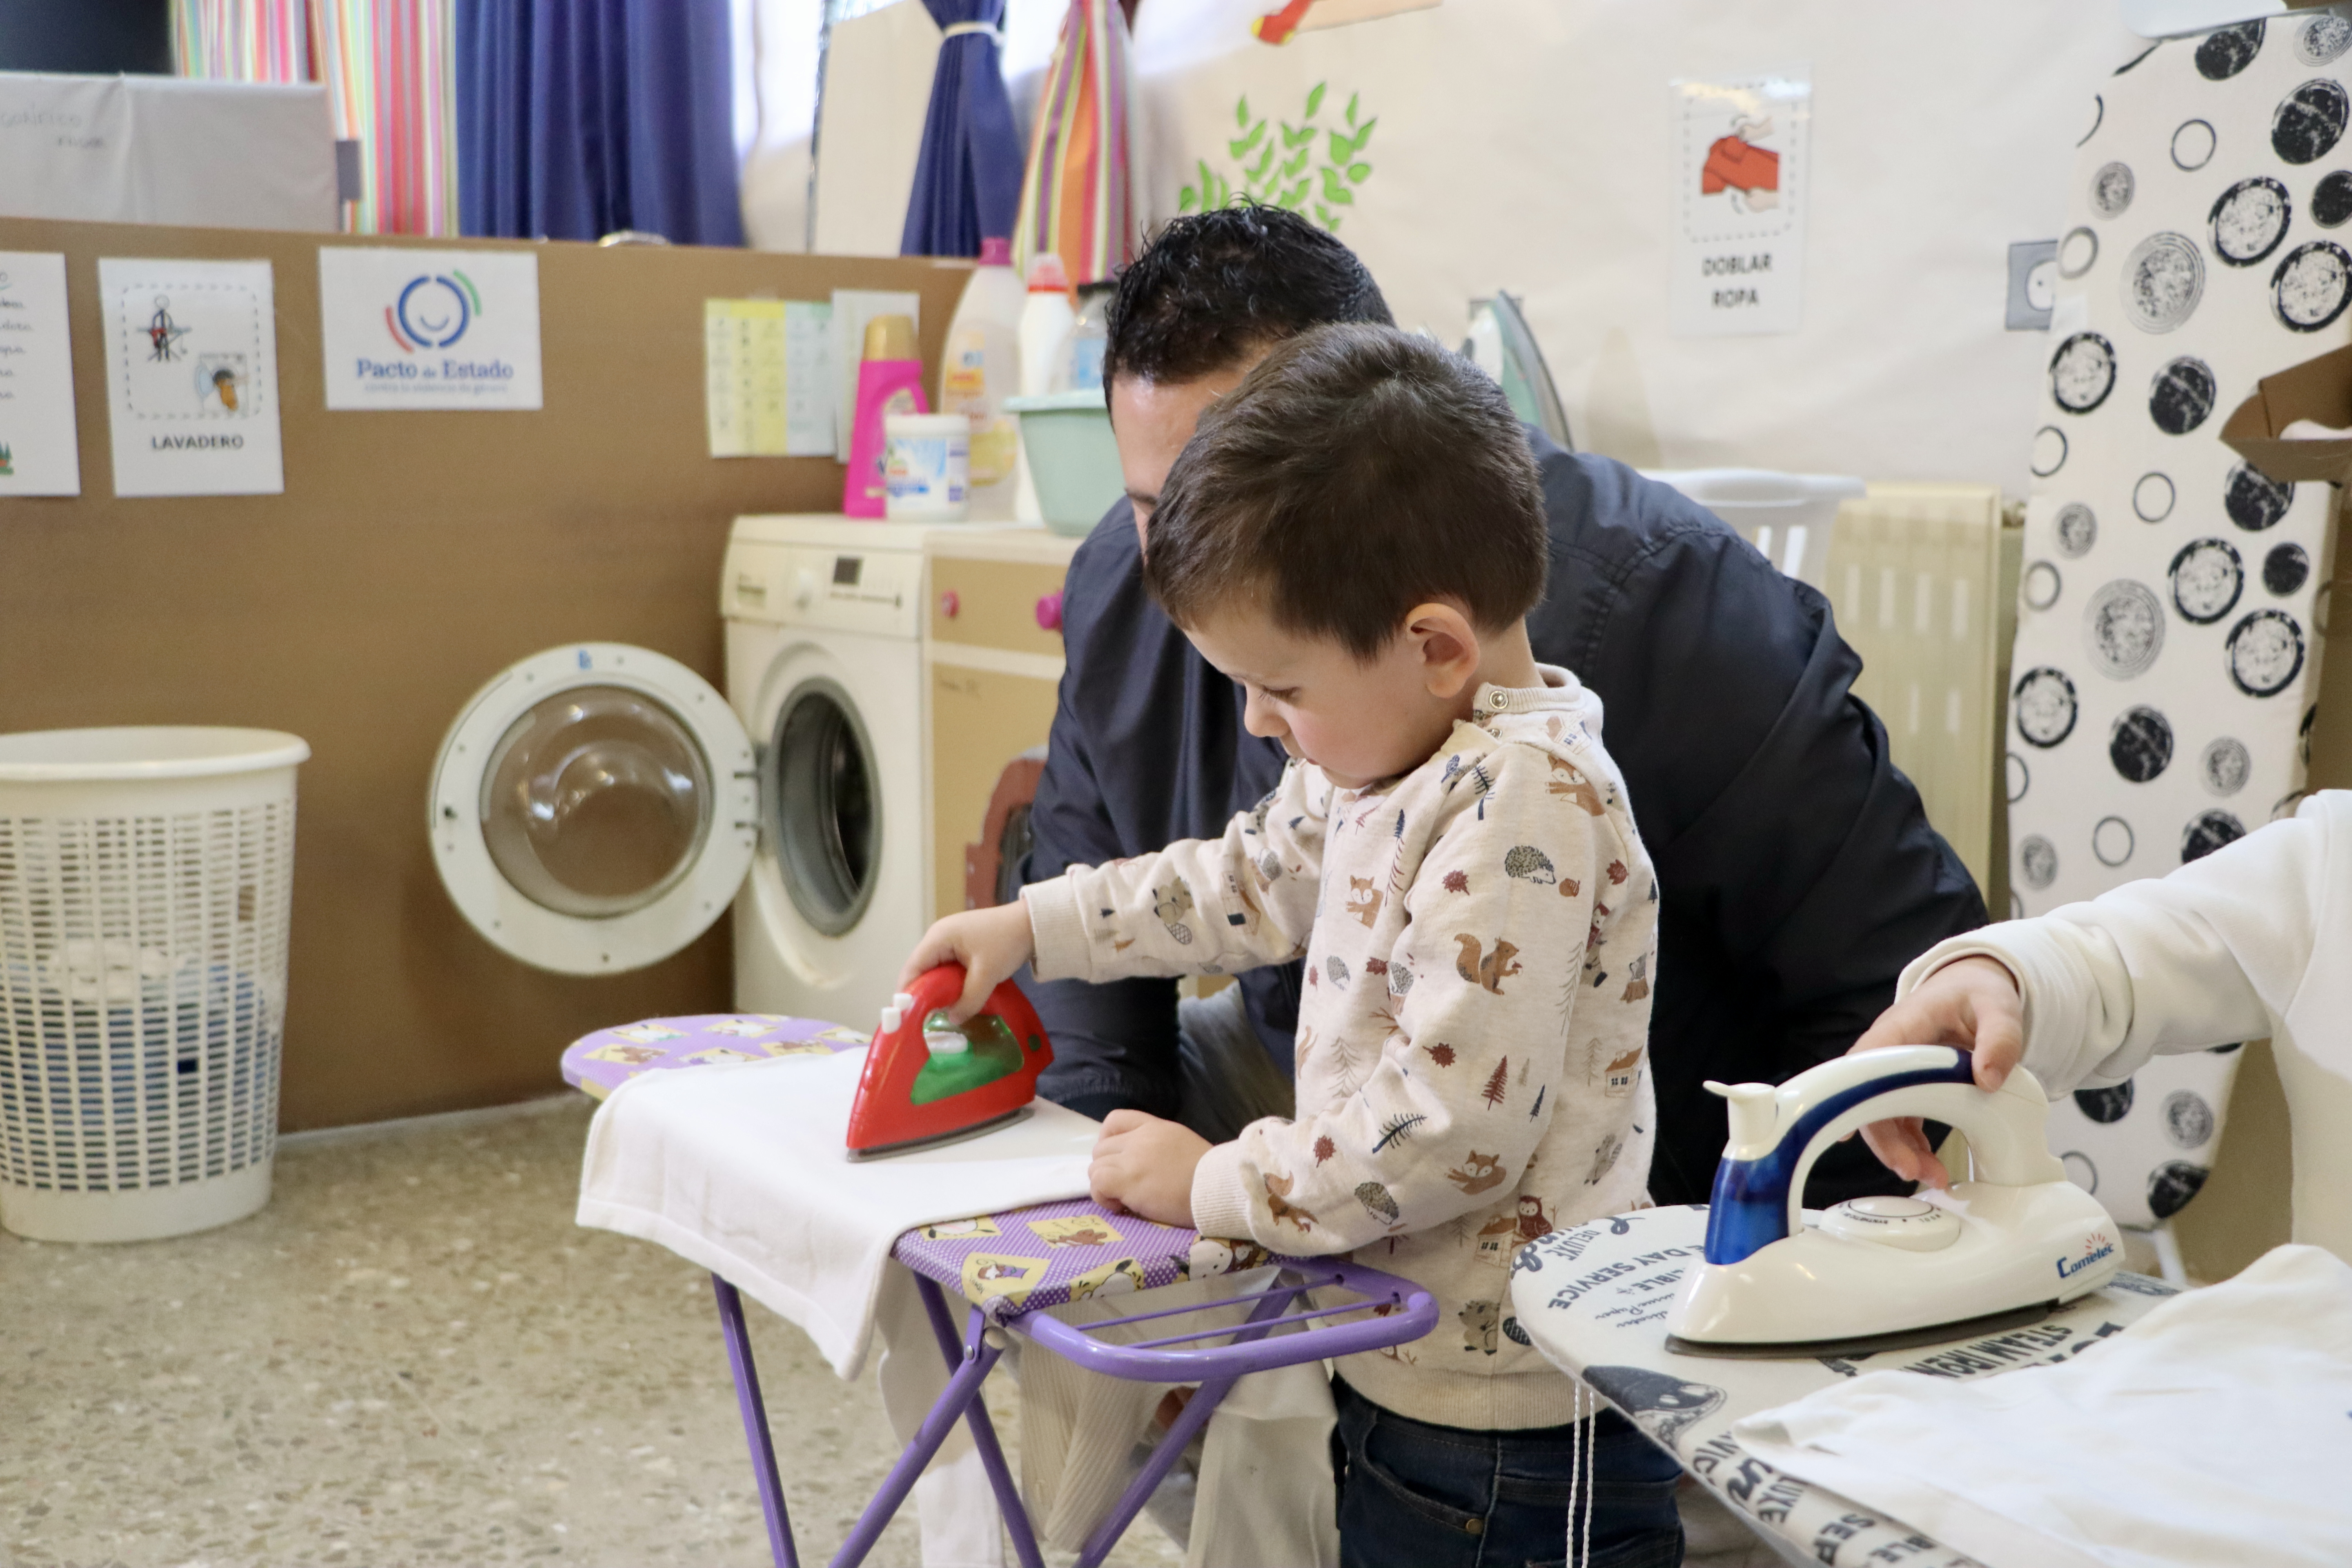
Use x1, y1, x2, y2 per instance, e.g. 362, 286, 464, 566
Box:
2, 1098, 1183, 1568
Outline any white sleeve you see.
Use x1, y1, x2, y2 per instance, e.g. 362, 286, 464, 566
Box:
1895, 803, 2332, 1094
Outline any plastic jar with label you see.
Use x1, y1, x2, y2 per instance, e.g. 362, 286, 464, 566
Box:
884, 412, 972, 520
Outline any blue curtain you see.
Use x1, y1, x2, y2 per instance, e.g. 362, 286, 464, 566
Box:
899, 0, 1022, 257
456, 0, 744, 247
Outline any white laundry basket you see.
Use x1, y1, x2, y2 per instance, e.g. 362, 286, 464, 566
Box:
0, 728, 308, 1243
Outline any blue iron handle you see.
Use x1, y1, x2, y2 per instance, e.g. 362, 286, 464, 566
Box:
1701, 1049, 1979, 1266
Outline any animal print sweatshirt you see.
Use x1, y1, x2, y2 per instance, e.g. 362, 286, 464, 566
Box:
1024, 666, 1658, 1430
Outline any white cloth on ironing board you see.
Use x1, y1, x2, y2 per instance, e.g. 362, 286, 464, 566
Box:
575, 1049, 1095, 1568
575, 1046, 1096, 1376
1728, 1245, 2352, 1568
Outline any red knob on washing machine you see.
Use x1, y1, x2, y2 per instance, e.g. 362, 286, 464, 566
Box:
938, 590, 960, 619
1035, 591, 1064, 632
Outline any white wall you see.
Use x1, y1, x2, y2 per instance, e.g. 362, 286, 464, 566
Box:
1130, 0, 2147, 495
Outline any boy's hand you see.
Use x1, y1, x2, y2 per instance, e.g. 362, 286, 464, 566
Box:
1845, 955, 2026, 1189
1089, 1111, 1210, 1227
896, 902, 1036, 1022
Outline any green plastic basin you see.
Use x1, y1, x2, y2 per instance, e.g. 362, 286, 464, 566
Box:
1008, 390, 1123, 536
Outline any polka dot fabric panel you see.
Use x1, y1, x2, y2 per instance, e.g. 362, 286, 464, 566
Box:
2013, 19, 2350, 1227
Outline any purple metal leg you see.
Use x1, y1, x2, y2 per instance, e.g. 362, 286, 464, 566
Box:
712, 1274, 801, 1568
1070, 1278, 1305, 1568
914, 1277, 1047, 1568
832, 1307, 1005, 1568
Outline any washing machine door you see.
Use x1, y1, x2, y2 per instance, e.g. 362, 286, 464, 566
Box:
429, 643, 756, 975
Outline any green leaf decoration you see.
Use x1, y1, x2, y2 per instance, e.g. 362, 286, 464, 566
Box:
1179, 188, 1198, 212
1198, 87, 1372, 230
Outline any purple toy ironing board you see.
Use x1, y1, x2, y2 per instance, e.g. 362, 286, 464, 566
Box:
564, 1015, 1439, 1568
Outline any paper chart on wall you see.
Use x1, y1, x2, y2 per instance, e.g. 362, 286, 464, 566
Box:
1670, 67, 1812, 337
98, 258, 283, 497
704, 298, 834, 457
0, 252, 81, 497
316, 248, 543, 410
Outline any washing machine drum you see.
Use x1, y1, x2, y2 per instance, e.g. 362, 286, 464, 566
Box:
430, 644, 756, 975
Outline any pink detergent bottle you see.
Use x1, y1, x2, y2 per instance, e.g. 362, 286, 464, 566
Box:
843, 314, 927, 518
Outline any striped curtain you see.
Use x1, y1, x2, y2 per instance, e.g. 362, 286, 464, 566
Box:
172, 0, 312, 81
172, 0, 459, 236
312, 0, 461, 236
1013, 0, 1138, 285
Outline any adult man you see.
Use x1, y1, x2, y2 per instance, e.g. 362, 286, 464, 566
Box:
1021, 205, 1984, 1204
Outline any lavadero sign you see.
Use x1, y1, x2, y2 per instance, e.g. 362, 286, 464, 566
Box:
317, 248, 542, 410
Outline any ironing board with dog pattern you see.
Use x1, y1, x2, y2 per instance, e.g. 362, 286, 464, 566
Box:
1509, 1205, 2176, 1568
563, 1013, 1436, 1568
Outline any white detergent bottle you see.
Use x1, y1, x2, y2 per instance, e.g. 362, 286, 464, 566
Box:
1013, 252, 1076, 522
939, 237, 1025, 522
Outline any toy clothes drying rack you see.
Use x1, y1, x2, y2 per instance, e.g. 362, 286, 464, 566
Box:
564, 1015, 1439, 1568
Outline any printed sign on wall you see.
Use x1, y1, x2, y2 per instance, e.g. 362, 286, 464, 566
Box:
99, 257, 283, 497
1670, 67, 1812, 336
317, 249, 542, 410
0, 252, 82, 497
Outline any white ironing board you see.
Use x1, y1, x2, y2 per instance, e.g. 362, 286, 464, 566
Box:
1508, 1205, 2176, 1567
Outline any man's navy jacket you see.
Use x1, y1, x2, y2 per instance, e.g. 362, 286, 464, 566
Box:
1018, 436, 1987, 1205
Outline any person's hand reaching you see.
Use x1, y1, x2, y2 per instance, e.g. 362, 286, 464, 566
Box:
895, 901, 1036, 1022
1845, 955, 2025, 1189
1089, 1111, 1210, 1227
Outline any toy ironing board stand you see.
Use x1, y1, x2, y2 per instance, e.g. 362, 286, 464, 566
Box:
564, 1014, 1439, 1568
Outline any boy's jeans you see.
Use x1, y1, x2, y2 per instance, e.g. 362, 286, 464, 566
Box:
1332, 1377, 1685, 1568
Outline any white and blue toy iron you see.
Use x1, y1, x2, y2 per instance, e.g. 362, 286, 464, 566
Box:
1664, 1045, 2123, 1358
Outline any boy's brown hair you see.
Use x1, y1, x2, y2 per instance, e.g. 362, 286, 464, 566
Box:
1142, 323, 1548, 661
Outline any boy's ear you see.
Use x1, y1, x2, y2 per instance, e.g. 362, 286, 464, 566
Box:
1405, 602, 1481, 699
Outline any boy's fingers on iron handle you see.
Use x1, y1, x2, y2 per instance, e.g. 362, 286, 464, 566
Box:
894, 929, 955, 996
956, 962, 1001, 1022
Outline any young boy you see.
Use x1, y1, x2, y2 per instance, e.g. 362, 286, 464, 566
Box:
901, 323, 1683, 1566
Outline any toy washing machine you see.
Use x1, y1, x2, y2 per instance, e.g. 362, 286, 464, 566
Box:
924, 528, 1080, 916
426, 515, 957, 1029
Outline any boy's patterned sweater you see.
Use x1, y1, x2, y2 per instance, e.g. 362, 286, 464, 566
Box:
1024, 667, 1657, 1429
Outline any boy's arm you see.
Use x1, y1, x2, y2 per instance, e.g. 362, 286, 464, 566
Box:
1025, 760, 1329, 985
1190, 744, 1648, 1250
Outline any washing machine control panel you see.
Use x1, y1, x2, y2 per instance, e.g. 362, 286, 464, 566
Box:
722, 541, 924, 639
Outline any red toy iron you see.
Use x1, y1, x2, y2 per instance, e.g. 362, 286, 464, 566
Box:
844, 964, 1054, 1160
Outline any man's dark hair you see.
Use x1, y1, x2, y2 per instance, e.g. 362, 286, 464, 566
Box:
1144, 323, 1548, 661
1103, 204, 1394, 390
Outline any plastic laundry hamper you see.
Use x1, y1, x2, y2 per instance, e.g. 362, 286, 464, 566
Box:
0, 728, 308, 1243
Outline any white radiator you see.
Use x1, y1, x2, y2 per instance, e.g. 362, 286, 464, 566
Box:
1822, 483, 2022, 911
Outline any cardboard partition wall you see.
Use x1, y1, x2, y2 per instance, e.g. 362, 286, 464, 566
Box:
0, 216, 971, 1131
